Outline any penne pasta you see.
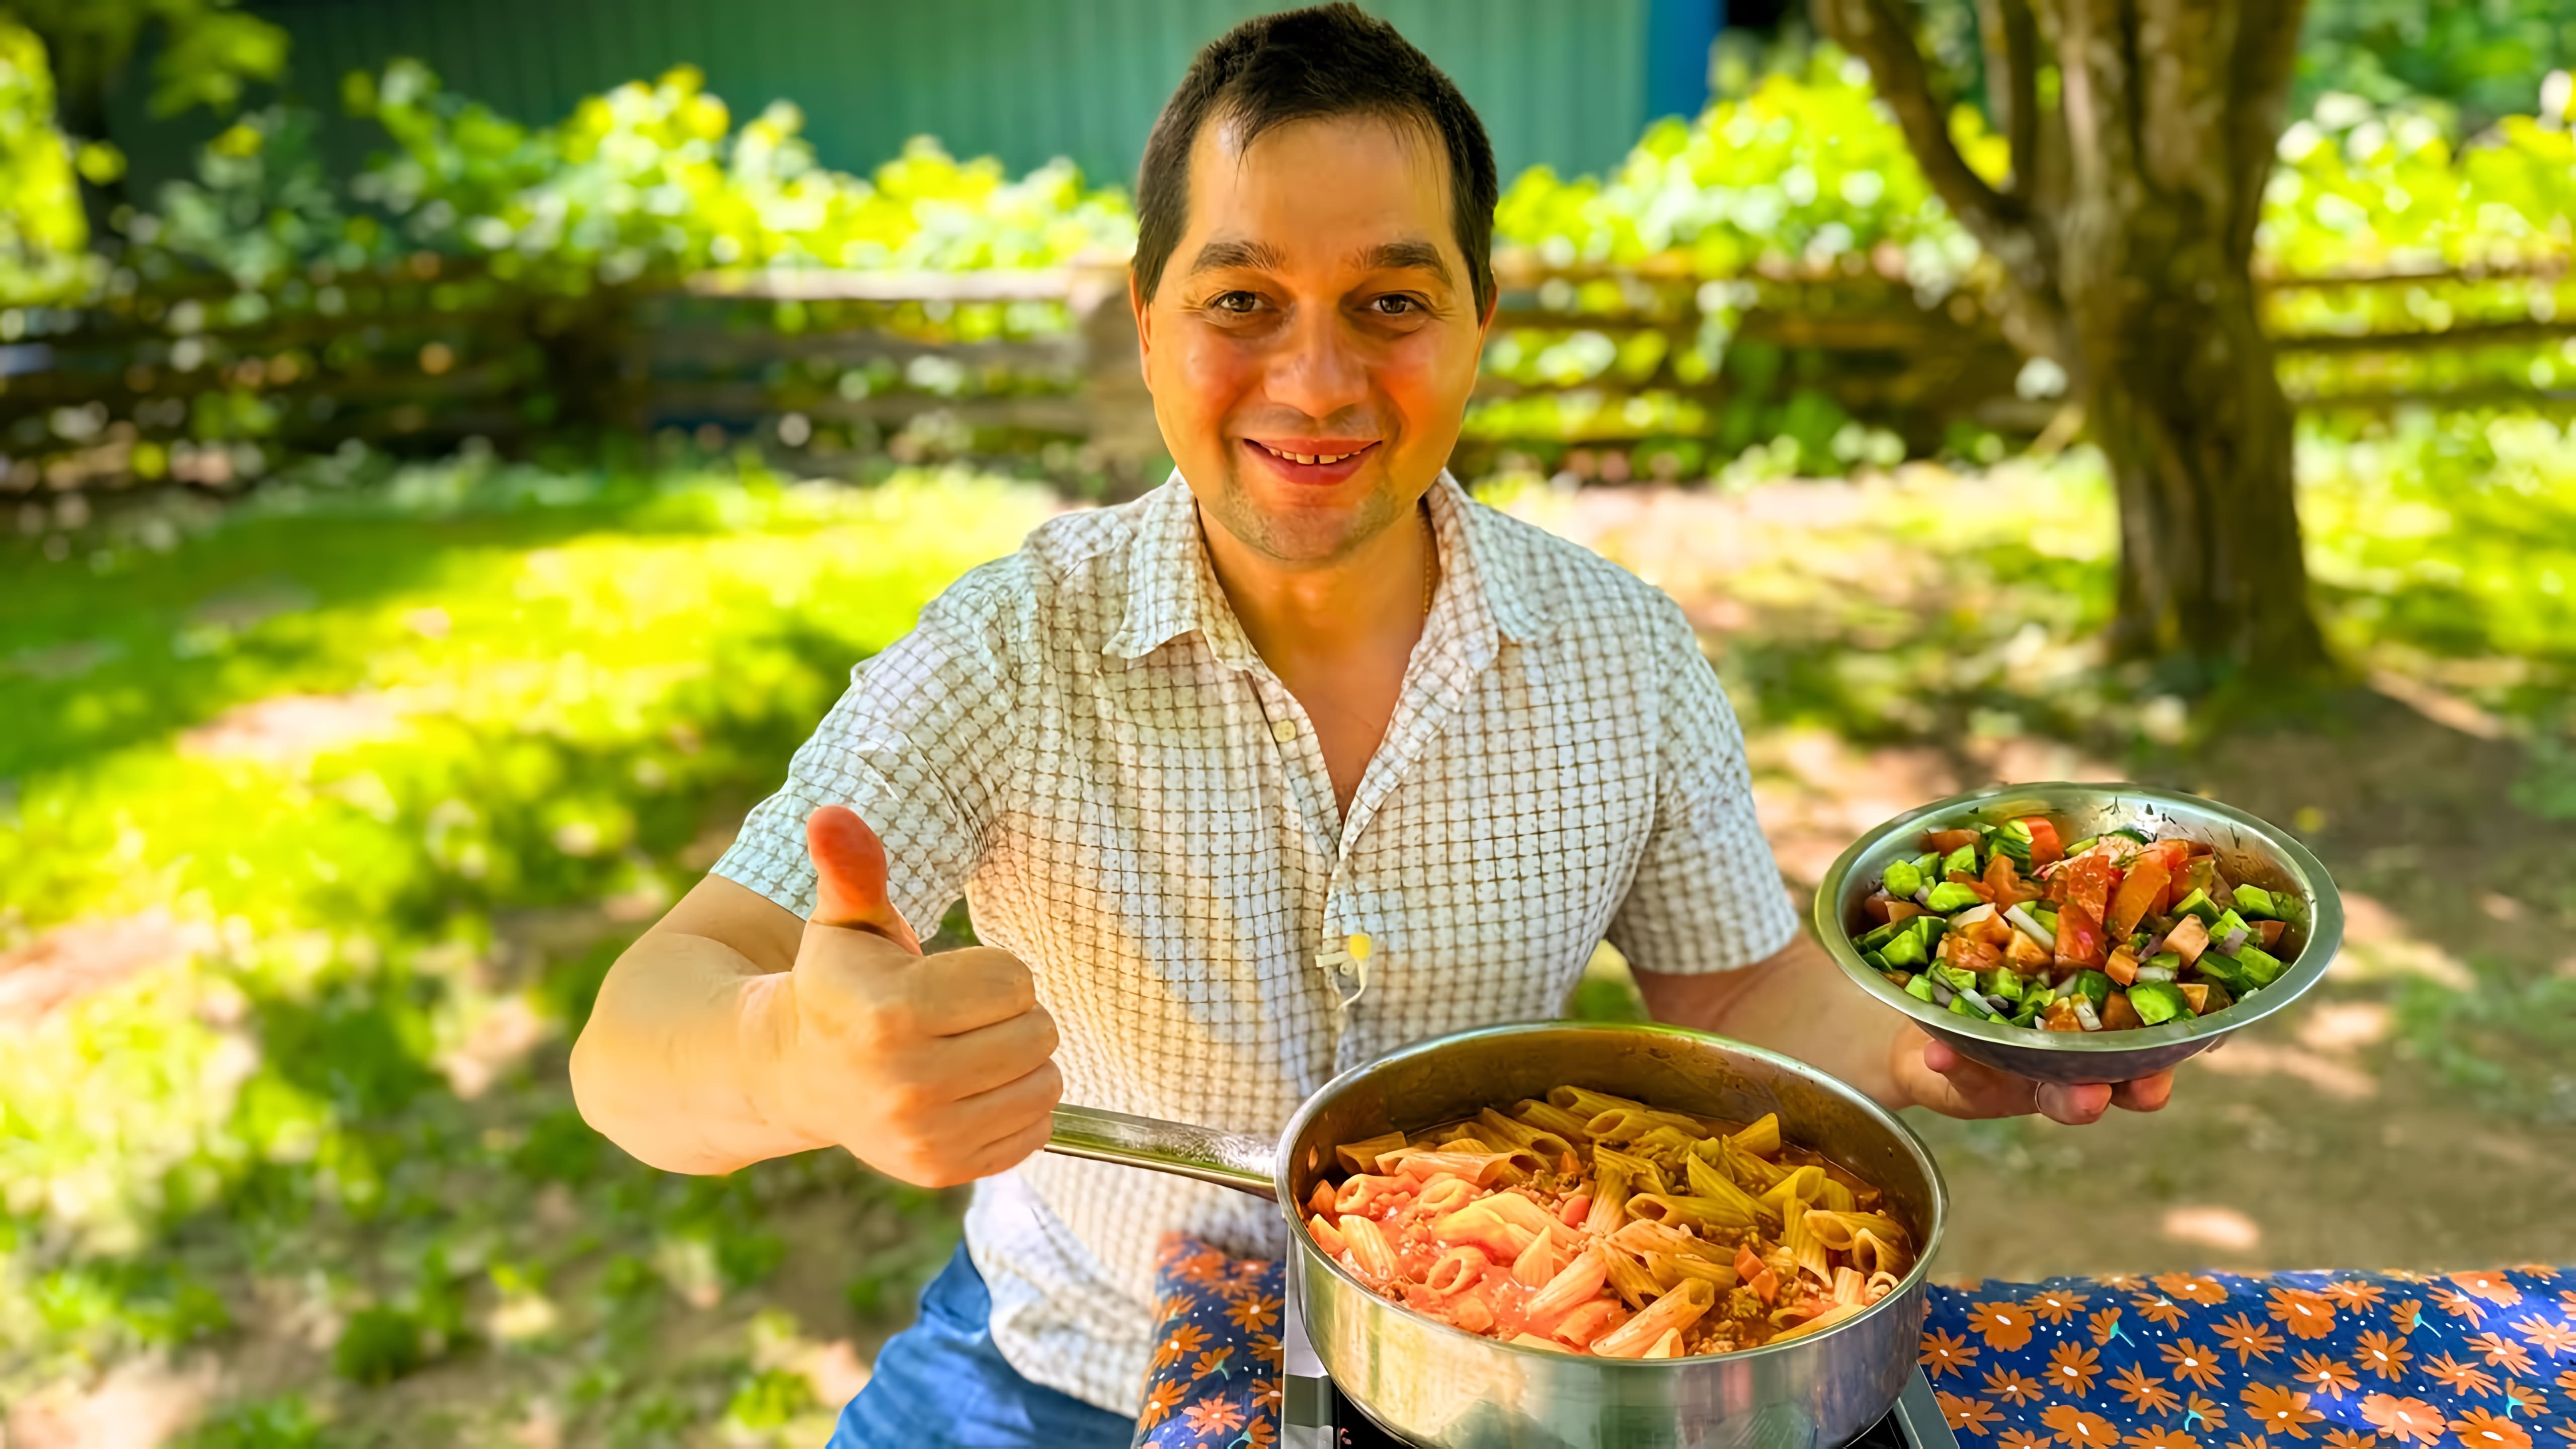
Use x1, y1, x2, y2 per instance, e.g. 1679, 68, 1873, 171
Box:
1548, 1085, 1646, 1119
1512, 1226, 1566, 1287
1685, 1150, 1775, 1229
1601, 1243, 1662, 1309
1312, 1086, 1914, 1358
1523, 1246, 1610, 1327
1591, 1278, 1718, 1358
1770, 1302, 1868, 1342
1625, 1192, 1756, 1234
1782, 1205, 1832, 1288
1730, 1112, 1783, 1157
1511, 1098, 1596, 1143
1477, 1107, 1576, 1165
1338, 1214, 1399, 1282
1335, 1131, 1408, 1175
1424, 1245, 1490, 1296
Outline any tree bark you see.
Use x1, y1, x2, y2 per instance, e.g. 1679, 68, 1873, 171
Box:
1814, 0, 2332, 680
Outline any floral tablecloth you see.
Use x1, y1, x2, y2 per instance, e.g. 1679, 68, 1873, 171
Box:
1132, 1237, 2576, 1449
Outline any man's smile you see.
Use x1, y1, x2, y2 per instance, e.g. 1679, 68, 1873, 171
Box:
1241, 437, 1381, 484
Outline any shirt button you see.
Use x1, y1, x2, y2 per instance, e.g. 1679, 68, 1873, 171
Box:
1345, 933, 1372, 962
1270, 719, 1298, 744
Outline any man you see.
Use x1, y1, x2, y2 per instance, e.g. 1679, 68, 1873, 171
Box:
570, 7, 2175, 1444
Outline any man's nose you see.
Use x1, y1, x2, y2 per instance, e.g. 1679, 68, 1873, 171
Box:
1263, 304, 1369, 421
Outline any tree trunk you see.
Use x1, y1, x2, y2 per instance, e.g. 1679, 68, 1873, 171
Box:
2058, 185, 2326, 676
1814, 0, 2333, 682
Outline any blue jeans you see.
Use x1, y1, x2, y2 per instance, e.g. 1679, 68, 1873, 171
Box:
829, 1245, 1138, 1448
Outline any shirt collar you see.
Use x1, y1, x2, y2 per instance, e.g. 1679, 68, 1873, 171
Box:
1102, 471, 1549, 666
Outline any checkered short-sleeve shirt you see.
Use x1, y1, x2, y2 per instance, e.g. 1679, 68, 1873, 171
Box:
712, 471, 1797, 1413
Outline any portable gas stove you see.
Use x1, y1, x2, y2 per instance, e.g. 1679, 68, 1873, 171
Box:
1278, 1269, 1963, 1449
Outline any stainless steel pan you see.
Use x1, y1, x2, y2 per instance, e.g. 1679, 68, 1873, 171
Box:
1046, 1021, 1949, 1449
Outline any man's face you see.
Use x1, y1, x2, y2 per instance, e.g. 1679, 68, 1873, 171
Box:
1135, 114, 1493, 567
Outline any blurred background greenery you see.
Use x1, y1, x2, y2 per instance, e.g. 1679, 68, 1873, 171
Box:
2, 2, 2573, 1445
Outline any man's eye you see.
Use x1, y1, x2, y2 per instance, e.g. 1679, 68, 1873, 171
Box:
1211, 291, 1262, 314
1369, 295, 1424, 315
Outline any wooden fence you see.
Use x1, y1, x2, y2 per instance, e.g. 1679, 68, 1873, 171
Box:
2, 246, 2570, 510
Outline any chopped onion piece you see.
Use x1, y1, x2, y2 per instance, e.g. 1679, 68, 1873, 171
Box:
2072, 997, 2104, 1031
2134, 963, 2178, 984
2004, 905, 2057, 950
2217, 927, 2249, 955
1930, 982, 1954, 1007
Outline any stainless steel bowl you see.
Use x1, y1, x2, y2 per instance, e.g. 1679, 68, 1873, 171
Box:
1812, 782, 2345, 1087
1050, 1021, 1948, 1448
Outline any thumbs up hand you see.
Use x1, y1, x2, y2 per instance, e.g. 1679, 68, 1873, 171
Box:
756, 806, 1062, 1188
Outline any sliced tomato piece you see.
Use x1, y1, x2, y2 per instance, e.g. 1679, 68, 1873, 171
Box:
2107, 857, 2171, 937
2053, 902, 2109, 969
1983, 850, 2045, 907
2024, 818, 2064, 870
2055, 854, 2115, 925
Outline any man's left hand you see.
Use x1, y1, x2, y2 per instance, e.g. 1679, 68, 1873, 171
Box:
1891, 1022, 2174, 1124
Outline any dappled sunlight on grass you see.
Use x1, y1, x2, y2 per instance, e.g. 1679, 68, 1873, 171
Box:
1, 460, 1048, 1441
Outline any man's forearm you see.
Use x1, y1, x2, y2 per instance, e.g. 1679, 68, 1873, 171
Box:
569, 931, 826, 1175
1630, 932, 1909, 1109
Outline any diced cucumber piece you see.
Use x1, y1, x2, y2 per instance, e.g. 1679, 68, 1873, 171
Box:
2229, 884, 2281, 919
2060, 836, 2098, 857
1948, 991, 1995, 1020
2107, 828, 2151, 845
2070, 970, 2113, 1011
2128, 980, 2192, 1025
2169, 888, 2220, 924
1857, 919, 1905, 952
2236, 945, 2287, 988
1933, 962, 1981, 993
2211, 909, 2251, 944
1923, 881, 1986, 914
1983, 969, 2026, 1003
1993, 819, 2035, 867
1903, 972, 1936, 1002
2194, 951, 2249, 990
1941, 843, 1979, 877
1862, 949, 1892, 972
1881, 932, 1927, 969
1883, 859, 1925, 900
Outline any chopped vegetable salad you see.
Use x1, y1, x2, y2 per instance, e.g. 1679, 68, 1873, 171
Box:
1849, 817, 2296, 1033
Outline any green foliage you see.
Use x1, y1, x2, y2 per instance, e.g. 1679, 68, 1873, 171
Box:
724, 1367, 820, 1430
174, 1395, 332, 1449
2296, 0, 2576, 136
1494, 47, 1995, 283
341, 60, 1134, 292
0, 18, 98, 304
4, 0, 287, 124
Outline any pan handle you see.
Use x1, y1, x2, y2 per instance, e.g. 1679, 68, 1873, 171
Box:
1045, 1104, 1279, 1200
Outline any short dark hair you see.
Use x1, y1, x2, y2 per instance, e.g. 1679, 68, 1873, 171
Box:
1133, 4, 1499, 312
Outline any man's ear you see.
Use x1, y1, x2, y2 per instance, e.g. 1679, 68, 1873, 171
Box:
1477, 278, 1499, 338
1129, 267, 1153, 375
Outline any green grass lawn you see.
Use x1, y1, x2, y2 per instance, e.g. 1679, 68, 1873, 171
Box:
2, 457, 1056, 1445
5, 413, 2575, 1444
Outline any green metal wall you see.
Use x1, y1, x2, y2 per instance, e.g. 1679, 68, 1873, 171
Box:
114, 0, 1670, 195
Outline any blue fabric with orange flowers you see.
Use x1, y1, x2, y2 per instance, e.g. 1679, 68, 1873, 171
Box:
1133, 1239, 2576, 1449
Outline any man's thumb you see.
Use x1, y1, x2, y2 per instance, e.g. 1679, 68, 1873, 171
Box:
805, 806, 922, 953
